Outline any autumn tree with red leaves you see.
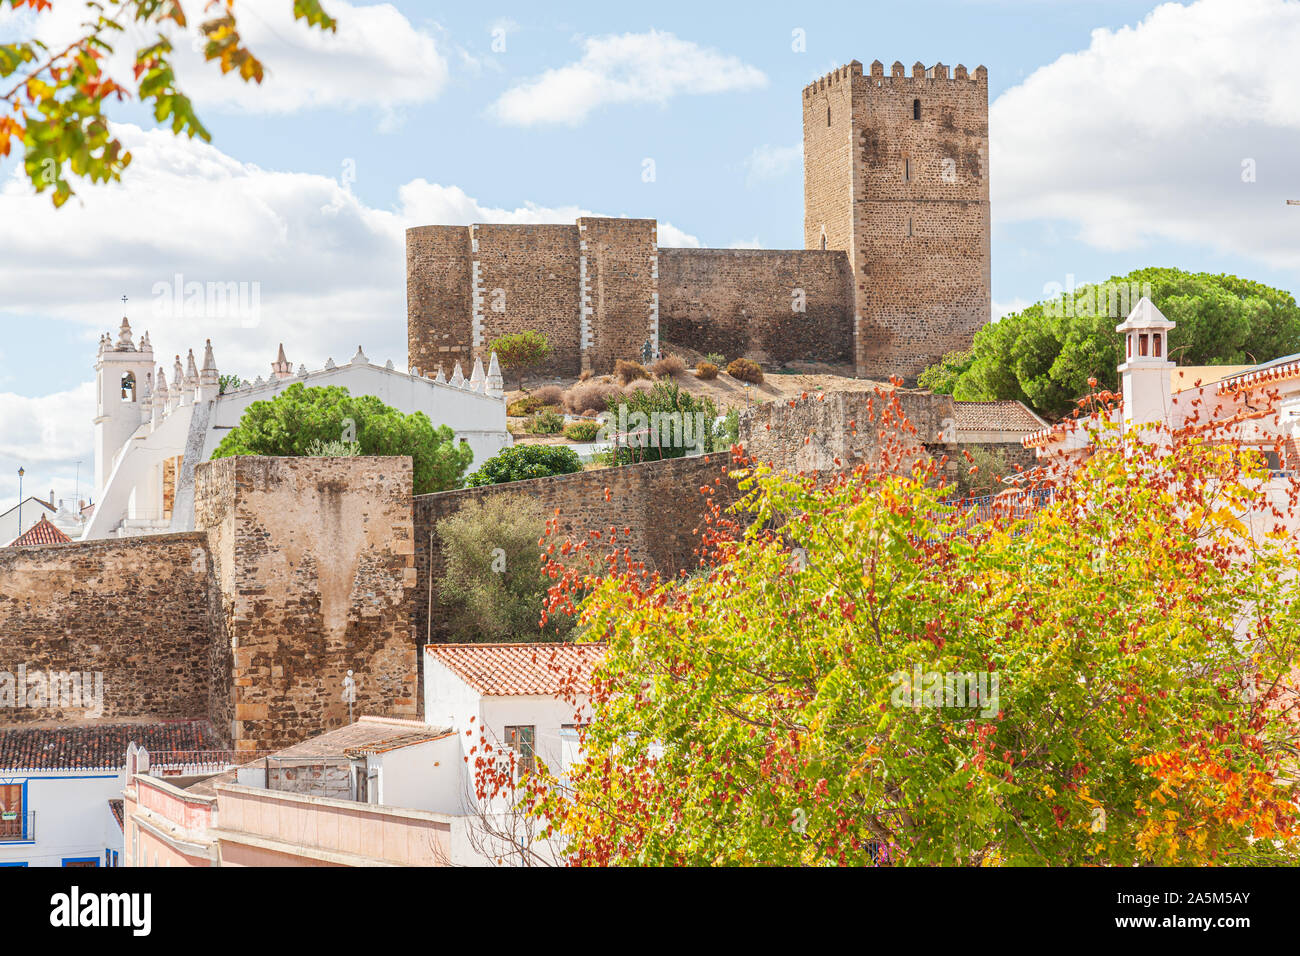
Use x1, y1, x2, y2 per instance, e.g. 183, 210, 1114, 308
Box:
480, 382, 1300, 866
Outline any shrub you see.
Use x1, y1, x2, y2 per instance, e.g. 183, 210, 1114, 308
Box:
578, 369, 594, 382
615, 359, 650, 386
305, 438, 361, 457
435, 495, 572, 642
624, 378, 654, 395
726, 357, 764, 384
212, 383, 473, 494
704, 353, 726, 366
526, 409, 565, 434
530, 384, 564, 406
651, 355, 686, 378
564, 381, 623, 415
489, 331, 552, 389
564, 420, 601, 442
465, 444, 583, 486
695, 361, 719, 380
508, 395, 542, 417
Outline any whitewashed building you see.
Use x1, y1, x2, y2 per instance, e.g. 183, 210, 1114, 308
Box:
84, 317, 512, 540
0, 721, 224, 868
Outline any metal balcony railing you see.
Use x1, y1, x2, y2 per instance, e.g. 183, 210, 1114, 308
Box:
0, 812, 35, 843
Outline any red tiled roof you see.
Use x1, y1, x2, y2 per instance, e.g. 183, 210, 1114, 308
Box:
108, 799, 125, 831
9, 514, 71, 546
954, 400, 1046, 433
0, 720, 220, 771
425, 642, 604, 696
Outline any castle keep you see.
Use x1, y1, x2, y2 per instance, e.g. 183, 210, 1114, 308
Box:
407, 59, 990, 383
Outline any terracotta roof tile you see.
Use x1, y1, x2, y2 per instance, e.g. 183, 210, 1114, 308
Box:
0, 720, 219, 771
425, 642, 604, 696
108, 799, 124, 831
953, 401, 1046, 434
8, 514, 71, 546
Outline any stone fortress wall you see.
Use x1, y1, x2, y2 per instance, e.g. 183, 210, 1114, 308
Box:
407, 57, 990, 384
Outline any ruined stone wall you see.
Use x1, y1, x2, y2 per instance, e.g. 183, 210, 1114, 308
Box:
411, 454, 735, 653
658, 248, 854, 366
195, 456, 418, 751
406, 225, 473, 380
0, 533, 216, 725
739, 388, 956, 474
579, 217, 659, 373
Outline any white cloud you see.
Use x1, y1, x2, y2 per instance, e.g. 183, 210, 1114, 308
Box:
992, 0, 1300, 270
744, 144, 801, 187
0, 125, 703, 403
729, 237, 764, 249
993, 298, 1031, 321
0, 383, 95, 505
490, 29, 766, 126
0, 0, 448, 116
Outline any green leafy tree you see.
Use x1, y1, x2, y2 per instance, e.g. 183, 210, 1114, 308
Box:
489, 331, 552, 390
217, 373, 242, 395
464, 444, 582, 487
435, 495, 573, 642
211, 383, 472, 494
514, 390, 1300, 866
1, 0, 336, 206
917, 348, 973, 394
936, 268, 1300, 420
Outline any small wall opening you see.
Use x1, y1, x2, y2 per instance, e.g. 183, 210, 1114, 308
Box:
121, 371, 136, 402
913, 98, 921, 120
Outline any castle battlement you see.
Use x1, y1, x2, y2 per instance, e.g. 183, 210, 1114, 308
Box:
804, 59, 987, 97
410, 58, 991, 384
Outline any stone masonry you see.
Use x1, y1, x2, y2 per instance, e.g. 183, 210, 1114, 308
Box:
194, 456, 419, 751
407, 58, 990, 385
804, 60, 991, 381
739, 388, 957, 476
0, 532, 216, 725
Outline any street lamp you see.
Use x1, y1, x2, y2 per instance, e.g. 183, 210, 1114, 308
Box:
16, 467, 23, 537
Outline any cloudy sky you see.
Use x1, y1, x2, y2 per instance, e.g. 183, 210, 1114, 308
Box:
2, 0, 1299, 507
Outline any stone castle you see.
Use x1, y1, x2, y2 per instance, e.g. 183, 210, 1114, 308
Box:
407, 59, 990, 383
0, 56, 1013, 756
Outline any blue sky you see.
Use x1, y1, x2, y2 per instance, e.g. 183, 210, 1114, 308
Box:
3, 0, 1300, 505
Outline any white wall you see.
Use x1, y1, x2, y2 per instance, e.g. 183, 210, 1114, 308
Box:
0, 772, 124, 867
85, 360, 512, 539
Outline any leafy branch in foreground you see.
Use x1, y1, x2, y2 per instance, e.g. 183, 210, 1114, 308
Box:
1, 0, 336, 206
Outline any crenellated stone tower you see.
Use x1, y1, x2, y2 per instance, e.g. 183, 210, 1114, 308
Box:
803, 59, 991, 381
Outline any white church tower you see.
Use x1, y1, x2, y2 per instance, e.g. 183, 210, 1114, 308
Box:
1116, 297, 1175, 438
93, 316, 155, 496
